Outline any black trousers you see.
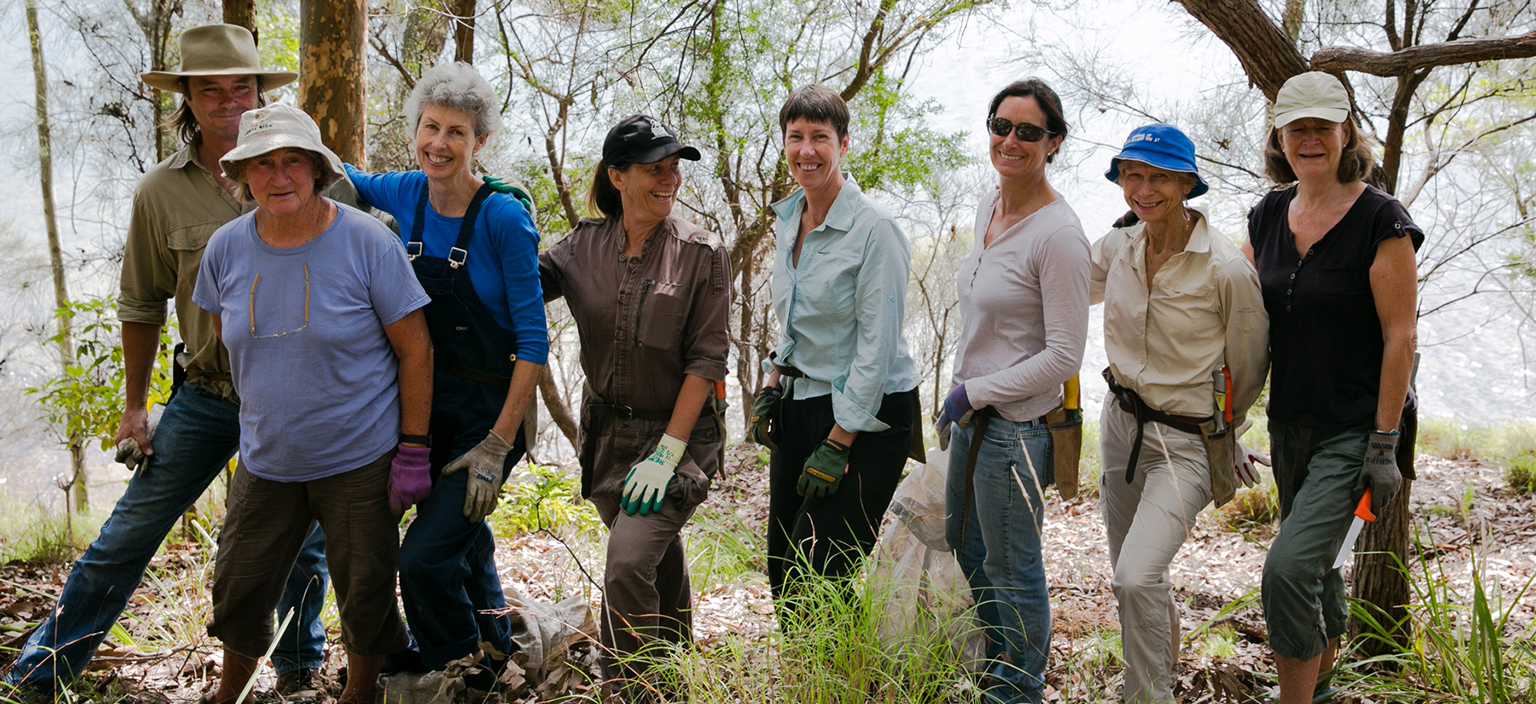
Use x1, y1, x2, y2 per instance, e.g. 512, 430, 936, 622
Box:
767, 390, 915, 599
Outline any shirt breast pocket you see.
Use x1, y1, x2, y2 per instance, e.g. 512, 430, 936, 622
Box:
635, 279, 688, 351
168, 222, 222, 287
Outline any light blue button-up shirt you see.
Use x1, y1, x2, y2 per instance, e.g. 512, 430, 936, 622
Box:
765, 177, 921, 433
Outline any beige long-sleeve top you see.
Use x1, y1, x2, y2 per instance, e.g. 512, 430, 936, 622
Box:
1089, 209, 1269, 420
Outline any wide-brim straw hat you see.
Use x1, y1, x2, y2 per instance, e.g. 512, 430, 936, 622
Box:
219, 104, 344, 191
141, 24, 297, 94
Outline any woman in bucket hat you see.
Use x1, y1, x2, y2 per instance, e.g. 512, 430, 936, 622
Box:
1246, 72, 1421, 704
1091, 123, 1268, 703
192, 104, 431, 704
341, 61, 547, 693
538, 113, 730, 702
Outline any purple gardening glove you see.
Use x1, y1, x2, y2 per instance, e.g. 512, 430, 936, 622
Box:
935, 383, 972, 435
389, 444, 433, 515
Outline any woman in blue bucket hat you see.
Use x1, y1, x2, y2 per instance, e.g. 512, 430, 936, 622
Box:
1090, 123, 1270, 703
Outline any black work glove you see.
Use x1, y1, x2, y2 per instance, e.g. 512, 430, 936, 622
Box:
798, 438, 850, 498
748, 386, 782, 453
1355, 430, 1402, 516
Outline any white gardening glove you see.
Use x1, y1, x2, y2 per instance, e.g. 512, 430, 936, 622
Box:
1232, 419, 1270, 488
621, 434, 685, 516
443, 430, 513, 522
115, 403, 166, 472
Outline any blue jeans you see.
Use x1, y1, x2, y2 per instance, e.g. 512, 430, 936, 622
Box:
397, 371, 520, 670
945, 418, 1054, 704
272, 523, 329, 674
4, 383, 328, 686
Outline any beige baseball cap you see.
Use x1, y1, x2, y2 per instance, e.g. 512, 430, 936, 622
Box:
1273, 72, 1350, 129
141, 24, 297, 93
219, 104, 344, 190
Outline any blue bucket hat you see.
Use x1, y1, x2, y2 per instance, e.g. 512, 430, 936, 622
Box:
1104, 123, 1209, 199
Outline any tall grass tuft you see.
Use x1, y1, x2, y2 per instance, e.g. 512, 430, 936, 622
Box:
1342, 522, 1536, 703
641, 551, 984, 703
0, 498, 102, 564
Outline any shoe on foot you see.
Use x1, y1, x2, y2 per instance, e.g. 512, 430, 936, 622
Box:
275, 667, 316, 695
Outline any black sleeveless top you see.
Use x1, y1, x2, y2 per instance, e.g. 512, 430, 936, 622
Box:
1247, 185, 1423, 427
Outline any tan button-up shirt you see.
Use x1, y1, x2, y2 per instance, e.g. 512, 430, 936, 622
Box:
1089, 209, 1269, 420
539, 216, 732, 500
118, 143, 243, 401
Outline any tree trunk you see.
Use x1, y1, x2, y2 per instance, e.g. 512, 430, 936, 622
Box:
452, 0, 475, 63
1174, 0, 1309, 100
539, 367, 579, 448
299, 0, 367, 164
1349, 407, 1417, 655
223, 0, 257, 40
27, 0, 87, 513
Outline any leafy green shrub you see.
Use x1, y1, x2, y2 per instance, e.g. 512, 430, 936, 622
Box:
489, 463, 602, 539
1503, 453, 1536, 493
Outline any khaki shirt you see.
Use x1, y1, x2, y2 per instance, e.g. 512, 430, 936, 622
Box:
1089, 209, 1269, 420
539, 216, 732, 500
118, 142, 366, 403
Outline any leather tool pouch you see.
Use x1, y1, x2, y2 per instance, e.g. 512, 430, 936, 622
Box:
1199, 419, 1238, 508
1046, 408, 1082, 499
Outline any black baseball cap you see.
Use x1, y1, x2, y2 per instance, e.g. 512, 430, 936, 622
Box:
603, 114, 701, 166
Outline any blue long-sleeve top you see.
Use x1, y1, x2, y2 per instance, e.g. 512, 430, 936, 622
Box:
344, 164, 549, 365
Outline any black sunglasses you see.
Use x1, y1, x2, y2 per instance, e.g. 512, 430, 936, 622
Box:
987, 116, 1057, 143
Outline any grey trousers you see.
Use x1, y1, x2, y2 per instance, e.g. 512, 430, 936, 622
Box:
1099, 398, 1213, 704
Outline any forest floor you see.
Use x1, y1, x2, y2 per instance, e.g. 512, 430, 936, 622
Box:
0, 441, 1531, 703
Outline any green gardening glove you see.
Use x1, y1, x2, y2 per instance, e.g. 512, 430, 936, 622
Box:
748, 386, 782, 452
481, 175, 536, 216
798, 438, 850, 499
622, 434, 686, 516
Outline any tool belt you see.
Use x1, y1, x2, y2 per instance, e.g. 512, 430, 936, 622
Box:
1103, 367, 1208, 484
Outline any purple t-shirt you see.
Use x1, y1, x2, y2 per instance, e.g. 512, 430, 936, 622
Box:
193, 203, 430, 481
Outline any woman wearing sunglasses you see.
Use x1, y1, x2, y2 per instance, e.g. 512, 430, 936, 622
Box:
192, 104, 427, 704
936, 78, 1090, 704
748, 84, 921, 604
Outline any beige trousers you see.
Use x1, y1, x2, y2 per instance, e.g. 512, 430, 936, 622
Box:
1099, 396, 1213, 704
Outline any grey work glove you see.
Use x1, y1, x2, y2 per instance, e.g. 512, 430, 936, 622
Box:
1355, 429, 1402, 516
114, 403, 166, 471
443, 430, 514, 522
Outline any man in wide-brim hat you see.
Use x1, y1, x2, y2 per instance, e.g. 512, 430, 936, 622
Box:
1, 24, 331, 698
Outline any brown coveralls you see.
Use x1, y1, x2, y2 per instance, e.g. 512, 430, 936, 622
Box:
538, 215, 732, 690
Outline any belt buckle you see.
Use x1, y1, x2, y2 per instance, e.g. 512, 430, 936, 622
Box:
448, 247, 468, 269
612, 405, 635, 421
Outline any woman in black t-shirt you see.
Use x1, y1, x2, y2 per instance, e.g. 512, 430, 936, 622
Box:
1242, 72, 1422, 704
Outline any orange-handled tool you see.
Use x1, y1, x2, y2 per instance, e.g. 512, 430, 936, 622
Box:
1222, 366, 1234, 425
1331, 488, 1375, 569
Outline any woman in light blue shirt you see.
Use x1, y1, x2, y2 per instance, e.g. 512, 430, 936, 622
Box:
747, 84, 922, 603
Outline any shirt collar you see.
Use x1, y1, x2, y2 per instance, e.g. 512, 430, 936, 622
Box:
1127, 205, 1213, 256
166, 141, 200, 170
770, 173, 863, 230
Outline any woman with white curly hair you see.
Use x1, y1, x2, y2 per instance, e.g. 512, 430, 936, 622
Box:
342, 61, 547, 692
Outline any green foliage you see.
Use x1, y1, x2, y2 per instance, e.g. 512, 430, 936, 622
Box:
1417, 420, 1536, 492
648, 556, 983, 702
684, 505, 765, 587
25, 297, 175, 452
1504, 453, 1536, 493
0, 498, 101, 564
1342, 525, 1536, 703
489, 463, 603, 539
846, 70, 972, 196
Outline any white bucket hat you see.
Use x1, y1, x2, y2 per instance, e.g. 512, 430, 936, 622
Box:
219, 104, 344, 192
1273, 72, 1351, 129
141, 24, 297, 93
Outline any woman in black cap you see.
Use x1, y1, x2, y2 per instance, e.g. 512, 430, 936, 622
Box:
538, 114, 732, 700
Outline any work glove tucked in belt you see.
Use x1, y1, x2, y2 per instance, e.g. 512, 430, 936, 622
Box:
1232, 420, 1269, 489
748, 386, 781, 452
444, 430, 514, 522
622, 434, 685, 516
1356, 429, 1402, 516
389, 444, 433, 515
798, 438, 850, 499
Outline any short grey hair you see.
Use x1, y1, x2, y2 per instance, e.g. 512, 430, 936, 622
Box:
404, 62, 502, 140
